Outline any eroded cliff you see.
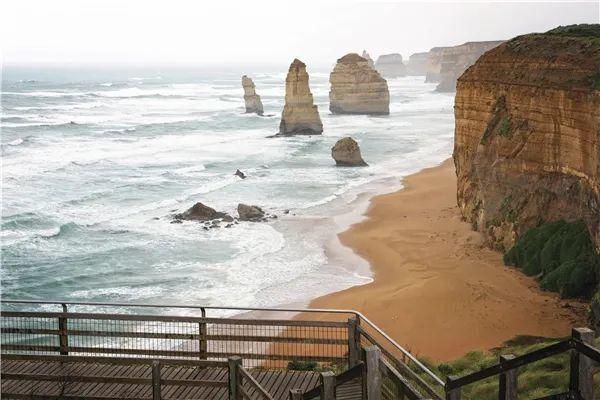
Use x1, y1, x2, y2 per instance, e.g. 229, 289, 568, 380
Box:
453, 25, 600, 251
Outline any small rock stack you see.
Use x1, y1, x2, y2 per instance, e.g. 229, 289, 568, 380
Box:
242, 75, 264, 115
375, 53, 407, 78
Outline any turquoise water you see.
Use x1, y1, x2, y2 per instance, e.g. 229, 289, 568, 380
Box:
1, 65, 454, 311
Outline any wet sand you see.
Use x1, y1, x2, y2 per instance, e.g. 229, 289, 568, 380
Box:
310, 159, 586, 362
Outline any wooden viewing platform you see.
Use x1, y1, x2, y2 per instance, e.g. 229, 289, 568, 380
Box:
2, 300, 600, 400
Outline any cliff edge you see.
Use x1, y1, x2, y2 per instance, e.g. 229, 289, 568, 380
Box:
453, 24, 600, 251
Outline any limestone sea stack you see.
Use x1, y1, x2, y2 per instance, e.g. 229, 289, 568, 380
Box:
425, 47, 449, 83
361, 50, 375, 68
329, 53, 390, 115
278, 59, 323, 135
331, 137, 368, 166
406, 52, 429, 76
453, 25, 600, 251
241, 75, 264, 115
375, 53, 407, 78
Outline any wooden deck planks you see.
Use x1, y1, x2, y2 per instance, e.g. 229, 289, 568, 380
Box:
1, 358, 361, 400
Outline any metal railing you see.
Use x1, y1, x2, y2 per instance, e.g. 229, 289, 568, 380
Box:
1, 298, 443, 394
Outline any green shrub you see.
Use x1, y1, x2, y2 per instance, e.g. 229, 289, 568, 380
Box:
503, 220, 599, 298
498, 117, 512, 137
287, 360, 318, 371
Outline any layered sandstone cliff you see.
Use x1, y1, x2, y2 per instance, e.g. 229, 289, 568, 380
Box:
278, 59, 323, 135
241, 75, 264, 115
406, 52, 428, 76
436, 41, 504, 92
329, 53, 390, 115
375, 53, 407, 78
425, 47, 449, 83
453, 25, 600, 250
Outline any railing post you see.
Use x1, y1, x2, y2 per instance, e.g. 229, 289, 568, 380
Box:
445, 376, 461, 400
289, 389, 303, 400
321, 371, 335, 400
570, 327, 595, 400
59, 303, 68, 355
228, 356, 242, 400
348, 316, 361, 368
152, 360, 161, 400
199, 307, 207, 360
498, 354, 517, 400
365, 346, 382, 400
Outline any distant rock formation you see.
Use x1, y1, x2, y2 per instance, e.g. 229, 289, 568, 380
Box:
375, 53, 407, 78
242, 75, 264, 115
361, 50, 375, 68
237, 204, 265, 221
406, 52, 429, 76
453, 25, 600, 251
436, 41, 504, 92
278, 59, 323, 135
425, 47, 450, 83
329, 53, 390, 115
331, 137, 368, 166
174, 202, 232, 222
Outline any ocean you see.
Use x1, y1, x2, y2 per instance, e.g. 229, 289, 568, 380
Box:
1, 64, 454, 314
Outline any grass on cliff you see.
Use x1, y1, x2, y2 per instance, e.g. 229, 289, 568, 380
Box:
504, 220, 600, 298
546, 24, 600, 39
418, 336, 600, 399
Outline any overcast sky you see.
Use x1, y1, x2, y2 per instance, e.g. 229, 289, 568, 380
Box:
1, 0, 598, 67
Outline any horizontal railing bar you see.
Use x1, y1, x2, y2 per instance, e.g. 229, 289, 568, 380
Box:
239, 367, 275, 400
447, 340, 572, 389
160, 378, 227, 387
206, 334, 346, 345
2, 345, 61, 352
1, 353, 228, 367
207, 352, 346, 362
0, 395, 149, 400
1, 373, 151, 385
2, 311, 348, 327
1, 328, 60, 335
2, 298, 444, 384
572, 339, 600, 363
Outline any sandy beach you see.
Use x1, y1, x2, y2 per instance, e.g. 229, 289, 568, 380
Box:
311, 159, 587, 362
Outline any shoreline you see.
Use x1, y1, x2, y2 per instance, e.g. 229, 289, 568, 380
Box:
311, 158, 587, 362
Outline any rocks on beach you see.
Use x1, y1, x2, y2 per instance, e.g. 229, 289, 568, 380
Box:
278, 59, 323, 136
331, 137, 368, 167
242, 75, 264, 115
237, 204, 265, 221
329, 53, 390, 115
174, 202, 232, 222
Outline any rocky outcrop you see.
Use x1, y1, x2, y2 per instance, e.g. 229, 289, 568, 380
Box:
174, 202, 232, 222
237, 204, 265, 221
362, 50, 375, 68
278, 59, 323, 135
406, 52, 429, 76
331, 137, 368, 166
425, 47, 449, 83
375, 53, 406, 78
242, 75, 264, 115
453, 24, 600, 251
436, 41, 504, 92
329, 53, 390, 115
234, 169, 246, 179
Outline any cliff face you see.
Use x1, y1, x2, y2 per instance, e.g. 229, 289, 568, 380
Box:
425, 47, 449, 83
453, 25, 600, 250
436, 41, 504, 92
406, 52, 428, 76
375, 53, 407, 78
329, 53, 390, 115
241, 75, 264, 115
279, 59, 323, 135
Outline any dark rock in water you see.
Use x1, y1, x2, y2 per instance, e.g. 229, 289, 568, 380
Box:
235, 169, 246, 179
332, 137, 368, 166
174, 202, 231, 222
284, 209, 290, 214
171, 219, 183, 224
237, 203, 265, 221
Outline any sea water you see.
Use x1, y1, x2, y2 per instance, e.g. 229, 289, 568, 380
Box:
1, 65, 454, 314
